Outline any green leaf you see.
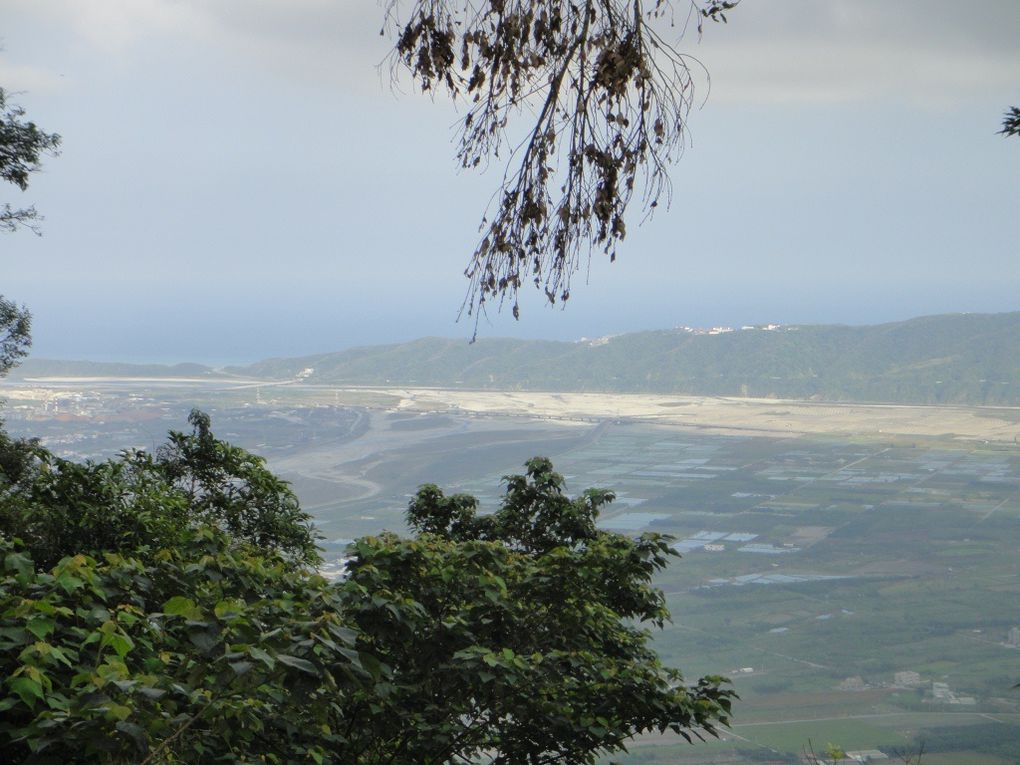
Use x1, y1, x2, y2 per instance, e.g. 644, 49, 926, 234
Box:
4, 550, 33, 579
0, 626, 30, 648
277, 654, 318, 676
249, 646, 276, 668
163, 596, 203, 620
9, 676, 44, 707
104, 632, 135, 659
356, 650, 388, 681
214, 598, 246, 620
55, 573, 83, 593
26, 616, 55, 640
105, 702, 132, 721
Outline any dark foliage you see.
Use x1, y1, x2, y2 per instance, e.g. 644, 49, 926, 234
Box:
1, 417, 729, 764
1000, 105, 1020, 137
364, 457, 736, 763
0, 296, 31, 378
155, 409, 321, 565
0, 87, 60, 234
915, 722, 1020, 758
0, 410, 320, 570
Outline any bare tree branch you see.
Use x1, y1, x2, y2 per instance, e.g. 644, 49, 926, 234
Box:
384, 0, 737, 333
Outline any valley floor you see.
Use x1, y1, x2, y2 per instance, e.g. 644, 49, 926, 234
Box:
326, 385, 1020, 443
4, 378, 1020, 762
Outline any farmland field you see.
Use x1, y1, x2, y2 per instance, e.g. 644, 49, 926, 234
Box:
4, 379, 1020, 762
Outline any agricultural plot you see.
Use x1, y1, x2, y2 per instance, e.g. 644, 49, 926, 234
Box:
4, 382, 1020, 762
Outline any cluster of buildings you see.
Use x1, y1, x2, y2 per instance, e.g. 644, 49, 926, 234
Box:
892, 670, 922, 688
929, 681, 977, 706
578, 323, 791, 344
843, 751, 889, 762
673, 323, 787, 335
577, 334, 618, 347
837, 670, 978, 707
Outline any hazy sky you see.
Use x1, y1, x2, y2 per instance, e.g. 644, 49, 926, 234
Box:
4, 1, 1019, 363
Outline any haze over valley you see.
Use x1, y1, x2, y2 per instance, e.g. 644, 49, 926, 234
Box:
6, 312, 1020, 762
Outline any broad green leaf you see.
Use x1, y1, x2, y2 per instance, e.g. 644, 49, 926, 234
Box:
105, 702, 133, 721
4, 550, 33, 579
163, 596, 203, 620
104, 632, 135, 659
276, 654, 318, 676
249, 646, 276, 668
55, 573, 83, 593
214, 598, 246, 620
9, 676, 44, 707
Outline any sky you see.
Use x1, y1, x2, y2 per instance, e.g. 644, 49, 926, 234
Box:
3, 0, 1019, 364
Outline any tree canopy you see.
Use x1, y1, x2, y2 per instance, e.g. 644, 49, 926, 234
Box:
0, 409, 320, 571
0, 84, 59, 375
0, 87, 60, 235
0, 295, 31, 378
343, 457, 733, 764
384, 0, 736, 326
0, 418, 733, 764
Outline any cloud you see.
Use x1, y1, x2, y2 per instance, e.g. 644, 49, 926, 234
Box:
6, 0, 209, 53
701, 41, 1020, 107
693, 0, 1020, 106
191, 1, 393, 91
8, 0, 1019, 106
6, 0, 392, 91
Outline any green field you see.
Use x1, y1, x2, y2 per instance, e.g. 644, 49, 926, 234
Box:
4, 382, 1020, 762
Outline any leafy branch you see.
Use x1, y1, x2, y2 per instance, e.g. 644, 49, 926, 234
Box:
0, 87, 61, 236
1000, 106, 1020, 138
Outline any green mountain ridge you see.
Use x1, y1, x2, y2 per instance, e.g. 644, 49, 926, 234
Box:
231, 311, 1020, 405
13, 311, 1020, 406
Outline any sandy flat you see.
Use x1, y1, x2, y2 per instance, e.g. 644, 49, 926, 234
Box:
7, 375, 1020, 443
335, 388, 1020, 443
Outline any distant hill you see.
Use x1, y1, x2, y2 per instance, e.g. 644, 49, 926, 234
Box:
7, 359, 217, 380
227, 312, 1020, 406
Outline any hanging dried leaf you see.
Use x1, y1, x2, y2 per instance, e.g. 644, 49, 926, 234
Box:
384, 1, 737, 332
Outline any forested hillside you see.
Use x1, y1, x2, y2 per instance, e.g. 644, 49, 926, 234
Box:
232, 312, 1020, 405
